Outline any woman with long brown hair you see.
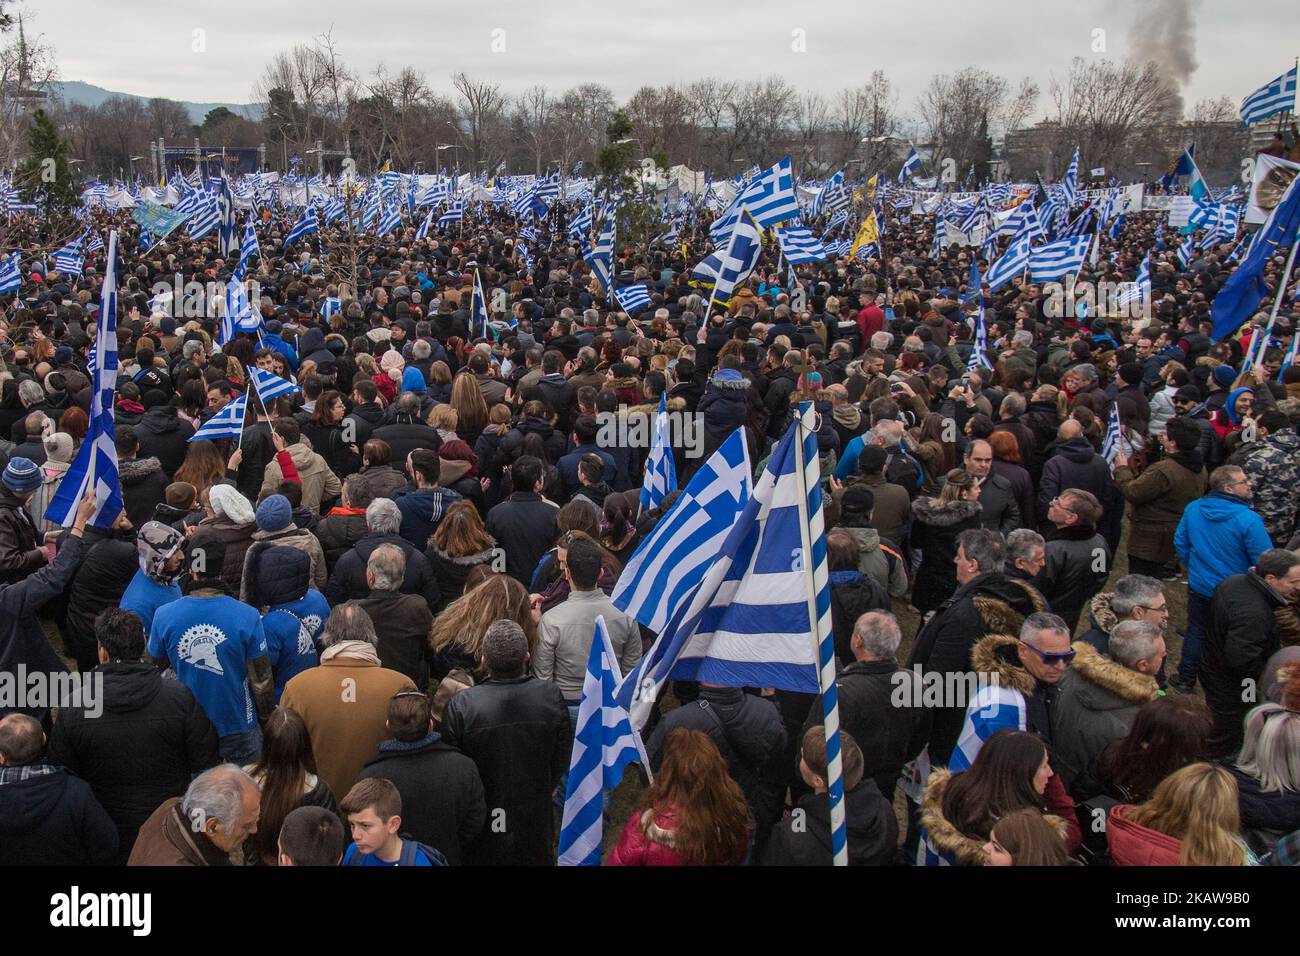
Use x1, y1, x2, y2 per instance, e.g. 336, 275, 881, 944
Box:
609, 729, 751, 866
982, 808, 1071, 866
174, 439, 227, 500
451, 371, 489, 448
907, 412, 957, 497
429, 573, 537, 679
426, 500, 497, 611
1097, 695, 1211, 804
243, 707, 337, 866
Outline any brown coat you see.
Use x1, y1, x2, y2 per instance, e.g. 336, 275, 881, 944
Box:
127, 798, 233, 866
279, 656, 415, 800
1114, 458, 1207, 564
259, 442, 342, 512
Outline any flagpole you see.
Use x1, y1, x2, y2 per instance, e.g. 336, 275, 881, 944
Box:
791, 400, 848, 867
1255, 235, 1300, 372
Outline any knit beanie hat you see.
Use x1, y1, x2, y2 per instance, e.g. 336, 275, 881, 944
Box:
2, 457, 42, 494
256, 494, 294, 533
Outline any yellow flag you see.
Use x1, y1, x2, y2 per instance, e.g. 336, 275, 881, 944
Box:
848, 211, 879, 259
378, 159, 391, 173
866, 174, 878, 199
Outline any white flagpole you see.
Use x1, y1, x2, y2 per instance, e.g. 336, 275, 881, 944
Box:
1255, 236, 1300, 372
791, 400, 848, 867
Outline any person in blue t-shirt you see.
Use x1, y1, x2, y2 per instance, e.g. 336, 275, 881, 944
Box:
120, 521, 186, 638
243, 543, 328, 701
339, 778, 446, 866
148, 531, 273, 765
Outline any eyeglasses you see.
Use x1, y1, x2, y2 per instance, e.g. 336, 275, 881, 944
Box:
1019, 642, 1076, 666
1135, 603, 1169, 615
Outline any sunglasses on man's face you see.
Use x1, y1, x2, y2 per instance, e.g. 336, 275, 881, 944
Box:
1019, 642, 1076, 666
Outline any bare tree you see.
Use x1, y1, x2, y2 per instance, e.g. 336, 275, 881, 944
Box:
451, 72, 508, 173
626, 84, 694, 166
515, 84, 551, 175
916, 67, 1014, 180
833, 72, 899, 173
0, 14, 57, 169
793, 91, 829, 175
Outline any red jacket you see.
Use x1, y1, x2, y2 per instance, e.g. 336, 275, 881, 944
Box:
608, 806, 748, 866
857, 305, 886, 343
1106, 803, 1182, 866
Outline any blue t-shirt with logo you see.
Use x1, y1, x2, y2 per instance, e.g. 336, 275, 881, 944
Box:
121, 571, 182, 638
342, 842, 436, 866
149, 595, 268, 737
262, 589, 329, 701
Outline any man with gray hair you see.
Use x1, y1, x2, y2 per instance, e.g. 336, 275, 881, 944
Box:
1079, 573, 1168, 656
441, 619, 571, 865
326, 498, 440, 611
280, 604, 416, 799
128, 764, 260, 866
357, 544, 433, 687
804, 611, 928, 801
1005, 528, 1046, 582
1053, 620, 1164, 800
910, 528, 1048, 766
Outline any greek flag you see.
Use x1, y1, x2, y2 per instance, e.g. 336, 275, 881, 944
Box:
638, 392, 677, 514
1061, 148, 1080, 209
415, 207, 434, 240
1028, 235, 1091, 281
584, 216, 615, 293
238, 218, 260, 273
709, 156, 799, 241
250, 365, 300, 406
217, 175, 238, 257
967, 311, 993, 371
187, 189, 220, 240
1239, 66, 1298, 127
710, 208, 762, 305
1117, 252, 1151, 310
613, 284, 652, 315
557, 615, 650, 867
569, 202, 594, 241
471, 269, 489, 339
1176, 238, 1194, 270
189, 391, 247, 442
931, 207, 947, 259
438, 201, 464, 227
0, 254, 19, 294
44, 231, 122, 530
898, 146, 923, 183
1101, 401, 1123, 472
86, 233, 104, 255
321, 197, 346, 226
1107, 212, 1126, 240
774, 225, 827, 264
811, 169, 845, 218
376, 202, 402, 236
824, 239, 851, 257
417, 180, 449, 207
284, 206, 319, 246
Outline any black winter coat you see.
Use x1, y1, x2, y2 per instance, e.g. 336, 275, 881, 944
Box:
314, 510, 370, 572
486, 493, 558, 585
760, 782, 898, 866
56, 528, 137, 670
0, 765, 119, 865
133, 406, 195, 477
426, 545, 496, 612
119, 456, 169, 529
909, 497, 984, 614
371, 418, 442, 464
829, 571, 890, 666
499, 416, 568, 466
1037, 525, 1110, 634
358, 733, 487, 866
0, 491, 43, 585
48, 661, 219, 864
1039, 438, 1123, 550
355, 590, 434, 688
440, 675, 571, 866
1202, 572, 1285, 754
327, 531, 441, 613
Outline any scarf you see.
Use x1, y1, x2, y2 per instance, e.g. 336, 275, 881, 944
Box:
321, 641, 381, 665
1168, 446, 1204, 475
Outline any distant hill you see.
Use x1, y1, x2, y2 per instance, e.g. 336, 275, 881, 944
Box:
49, 81, 260, 126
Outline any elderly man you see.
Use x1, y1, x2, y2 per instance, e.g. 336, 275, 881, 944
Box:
1078, 574, 1169, 656
327, 497, 440, 612
1037, 488, 1110, 633
280, 603, 416, 798
129, 765, 260, 866
356, 545, 433, 688
964, 438, 1021, 535
834, 420, 922, 498
1005, 528, 1046, 583
805, 611, 928, 802
1039, 418, 1122, 550
1053, 620, 1164, 800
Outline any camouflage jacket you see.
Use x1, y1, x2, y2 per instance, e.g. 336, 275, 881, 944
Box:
1241, 429, 1300, 546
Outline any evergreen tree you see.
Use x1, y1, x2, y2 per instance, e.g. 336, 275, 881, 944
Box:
14, 109, 80, 217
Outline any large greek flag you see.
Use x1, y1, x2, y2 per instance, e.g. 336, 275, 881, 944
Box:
638, 392, 677, 514
583, 215, 615, 293
0, 254, 19, 294
284, 206, 319, 246
557, 615, 650, 866
709, 156, 798, 241
189, 391, 248, 442
249, 365, 300, 406
898, 146, 923, 183
1028, 235, 1090, 281
1117, 252, 1151, 310
774, 225, 828, 264
45, 230, 122, 529
1240, 66, 1297, 127
613, 283, 652, 315
238, 217, 260, 273
710, 208, 762, 305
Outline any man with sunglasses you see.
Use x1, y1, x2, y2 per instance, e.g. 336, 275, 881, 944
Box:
950, 612, 1074, 772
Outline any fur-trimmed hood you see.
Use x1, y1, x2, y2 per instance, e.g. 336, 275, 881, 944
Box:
920, 768, 1069, 866
1066, 641, 1160, 706
969, 633, 1038, 696
622, 396, 687, 420
119, 455, 164, 485
1087, 590, 1118, 636
966, 574, 1047, 636
430, 544, 496, 565
912, 497, 982, 527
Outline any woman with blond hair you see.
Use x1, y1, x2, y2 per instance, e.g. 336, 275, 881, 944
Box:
609, 729, 751, 866
429, 573, 537, 679
1229, 702, 1300, 856
1107, 763, 1252, 865
451, 372, 489, 448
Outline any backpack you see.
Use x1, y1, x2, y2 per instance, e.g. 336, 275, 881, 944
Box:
346, 837, 448, 867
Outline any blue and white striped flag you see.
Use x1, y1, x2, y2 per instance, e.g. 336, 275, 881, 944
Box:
189, 391, 248, 442
1240, 66, 1297, 126
249, 365, 300, 406
284, 206, 319, 246
709, 208, 762, 305
217, 175, 238, 257
187, 189, 220, 240
1028, 235, 1091, 281
0, 254, 19, 294
898, 146, 922, 183
709, 156, 799, 241
53, 236, 85, 277
557, 615, 650, 866
321, 197, 346, 226
44, 230, 122, 529
1117, 252, 1151, 311
376, 202, 402, 236
584, 215, 615, 294
613, 283, 652, 315
471, 269, 489, 339
1176, 237, 1194, 270
1101, 401, 1124, 472
86, 233, 104, 255
414, 206, 434, 240
1061, 148, 1080, 209
773, 225, 827, 264
967, 310, 993, 372
437, 201, 464, 227
238, 217, 260, 273
638, 392, 677, 514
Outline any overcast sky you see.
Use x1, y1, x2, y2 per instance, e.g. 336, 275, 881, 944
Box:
27, 0, 1299, 118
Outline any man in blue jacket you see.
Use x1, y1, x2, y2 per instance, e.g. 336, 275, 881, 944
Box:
1172, 464, 1273, 693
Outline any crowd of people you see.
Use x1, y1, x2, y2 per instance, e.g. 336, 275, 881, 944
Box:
0, 187, 1299, 868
